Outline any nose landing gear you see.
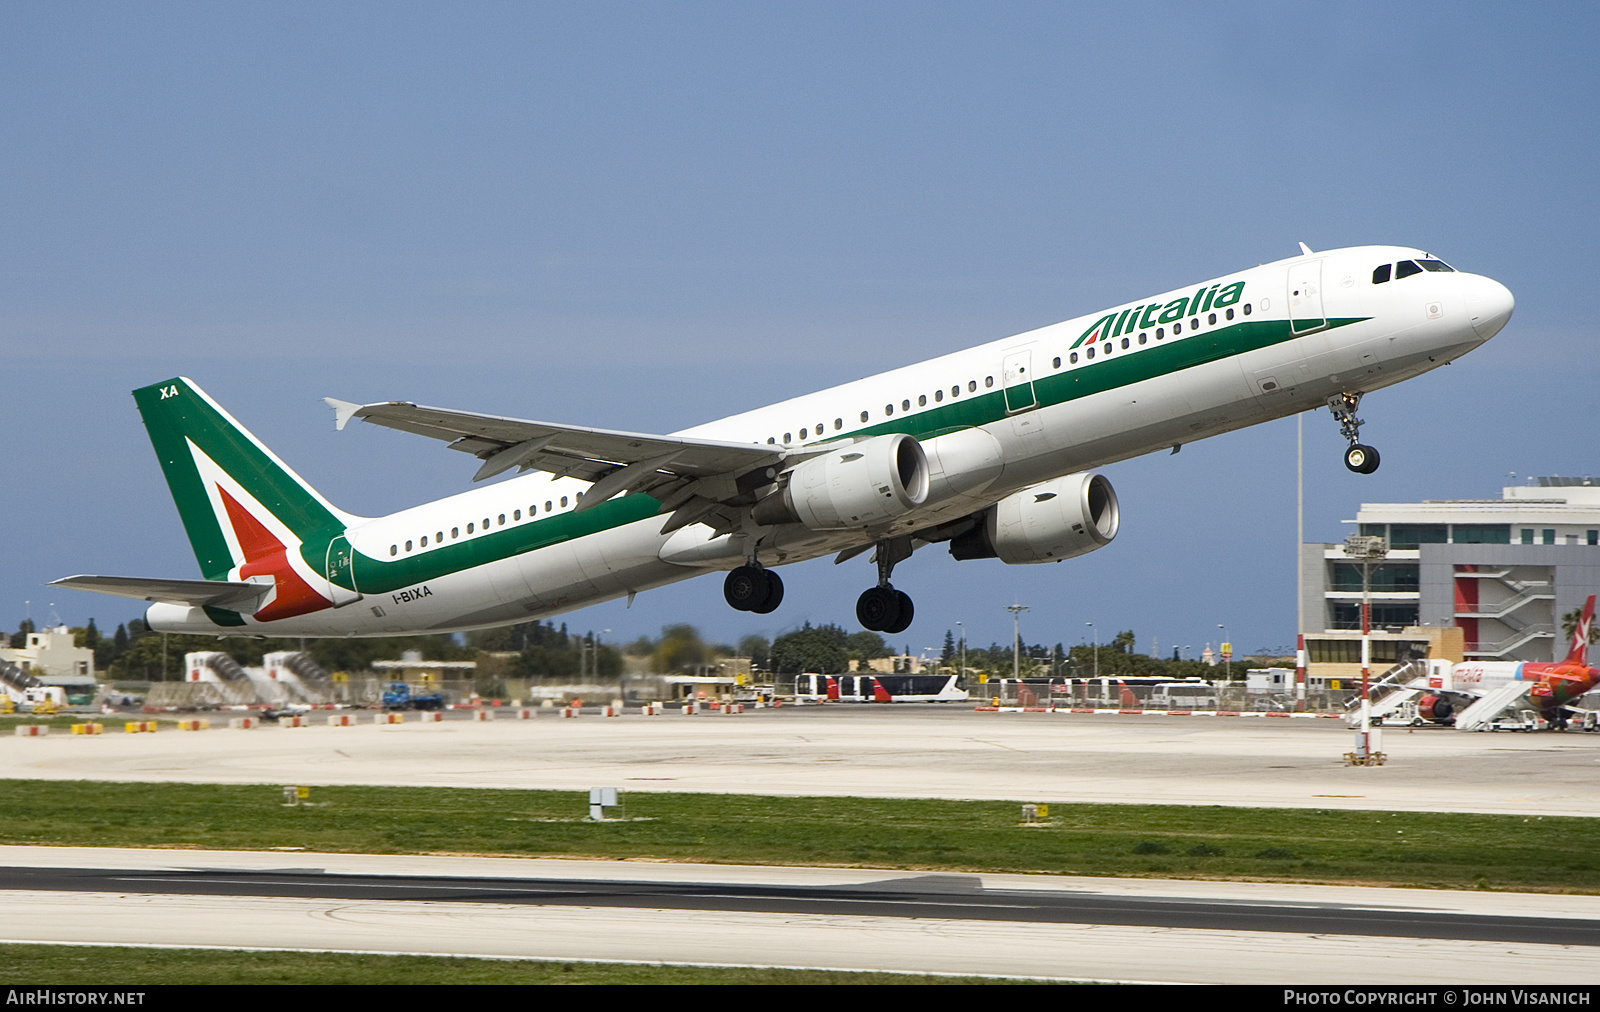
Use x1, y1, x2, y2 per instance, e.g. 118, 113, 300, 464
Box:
1328, 392, 1380, 474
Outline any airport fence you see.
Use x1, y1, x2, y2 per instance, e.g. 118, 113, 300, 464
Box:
983, 678, 1339, 713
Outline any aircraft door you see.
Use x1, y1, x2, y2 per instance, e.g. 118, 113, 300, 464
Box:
1002, 349, 1037, 413
1288, 259, 1327, 334
324, 535, 362, 607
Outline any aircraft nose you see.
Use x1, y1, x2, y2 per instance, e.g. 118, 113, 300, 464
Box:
1469, 276, 1514, 341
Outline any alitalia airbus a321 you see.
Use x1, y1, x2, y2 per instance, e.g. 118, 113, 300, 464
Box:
55, 244, 1514, 639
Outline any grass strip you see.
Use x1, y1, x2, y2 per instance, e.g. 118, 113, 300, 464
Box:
0, 779, 1593, 892
0, 943, 1049, 984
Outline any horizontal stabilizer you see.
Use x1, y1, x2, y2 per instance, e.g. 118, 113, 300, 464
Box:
1454, 681, 1534, 731
50, 575, 270, 611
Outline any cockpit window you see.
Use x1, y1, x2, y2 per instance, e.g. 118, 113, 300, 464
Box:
1395, 260, 1423, 280
1372, 264, 1392, 284
1416, 259, 1454, 272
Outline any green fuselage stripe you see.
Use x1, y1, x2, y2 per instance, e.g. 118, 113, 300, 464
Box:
222, 314, 1366, 623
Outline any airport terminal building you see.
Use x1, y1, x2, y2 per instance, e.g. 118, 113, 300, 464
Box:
1299, 477, 1600, 663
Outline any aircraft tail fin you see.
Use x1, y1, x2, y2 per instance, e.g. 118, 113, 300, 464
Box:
132, 378, 359, 582
1564, 595, 1595, 666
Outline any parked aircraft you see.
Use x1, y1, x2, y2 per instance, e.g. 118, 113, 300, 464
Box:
55, 244, 1514, 638
1417, 595, 1600, 730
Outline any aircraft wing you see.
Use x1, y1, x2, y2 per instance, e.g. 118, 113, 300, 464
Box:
1453, 681, 1534, 732
50, 575, 271, 612
325, 397, 797, 531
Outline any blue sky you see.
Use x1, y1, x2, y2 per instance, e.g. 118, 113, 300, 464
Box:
4, 2, 1595, 658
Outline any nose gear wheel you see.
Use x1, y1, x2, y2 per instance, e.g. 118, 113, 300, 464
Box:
1327, 392, 1380, 474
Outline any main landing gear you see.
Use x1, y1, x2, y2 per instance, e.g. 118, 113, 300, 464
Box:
724, 565, 783, 614
855, 536, 914, 635
1328, 392, 1380, 474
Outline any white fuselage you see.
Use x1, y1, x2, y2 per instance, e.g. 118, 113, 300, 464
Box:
147, 245, 1513, 636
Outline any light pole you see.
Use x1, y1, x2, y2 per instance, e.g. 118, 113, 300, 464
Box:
1085, 622, 1098, 679
955, 621, 966, 684
1007, 605, 1029, 680
1217, 623, 1230, 682
1344, 533, 1389, 764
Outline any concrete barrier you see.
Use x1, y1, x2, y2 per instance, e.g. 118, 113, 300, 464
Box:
15, 724, 49, 736
228, 717, 258, 729
123, 721, 158, 733
375, 712, 404, 725
474, 709, 494, 721
326, 714, 354, 727
70, 723, 104, 735
281, 714, 308, 727
177, 719, 210, 731
517, 708, 535, 719
419, 711, 443, 723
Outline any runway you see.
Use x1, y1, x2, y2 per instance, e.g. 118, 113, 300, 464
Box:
8, 704, 1600, 816
6, 847, 1600, 984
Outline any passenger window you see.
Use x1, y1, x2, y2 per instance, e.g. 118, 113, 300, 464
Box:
452, 527, 459, 538
405, 540, 413, 552
860, 410, 869, 422
1372, 264, 1392, 284
1086, 347, 1095, 359
420, 536, 428, 547
884, 405, 893, 416
1120, 337, 1129, 349
1069, 352, 1078, 363
1190, 317, 1199, 328
799, 428, 807, 440
1103, 342, 1111, 354
468, 522, 475, 533
1395, 260, 1422, 280
1138, 334, 1146, 345
784, 432, 791, 442
952, 385, 960, 397
1156, 327, 1164, 339
498, 514, 505, 525
513, 511, 520, 521
483, 517, 490, 528
815, 422, 824, 434
985, 376, 994, 387
767, 436, 775, 444
1225, 308, 1235, 320
560, 496, 568, 507
1242, 304, 1252, 315
917, 395, 926, 407
968, 381, 977, 392
1052, 356, 1061, 368
1173, 322, 1182, 335
899, 399, 909, 411
835, 418, 843, 430
934, 390, 943, 402
545, 501, 552, 511
1208, 313, 1216, 325
390, 545, 398, 557
437, 531, 444, 541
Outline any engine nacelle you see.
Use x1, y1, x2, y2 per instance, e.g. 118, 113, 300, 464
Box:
949, 472, 1119, 564
752, 434, 930, 530
1417, 694, 1455, 724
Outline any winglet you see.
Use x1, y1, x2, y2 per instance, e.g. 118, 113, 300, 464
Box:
324, 398, 363, 432
1298, 242, 1314, 256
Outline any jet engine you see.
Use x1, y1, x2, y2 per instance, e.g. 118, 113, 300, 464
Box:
752, 433, 930, 530
949, 472, 1119, 564
1417, 694, 1456, 725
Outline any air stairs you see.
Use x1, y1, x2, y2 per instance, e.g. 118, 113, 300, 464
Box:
0, 658, 42, 704
1344, 659, 1431, 727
